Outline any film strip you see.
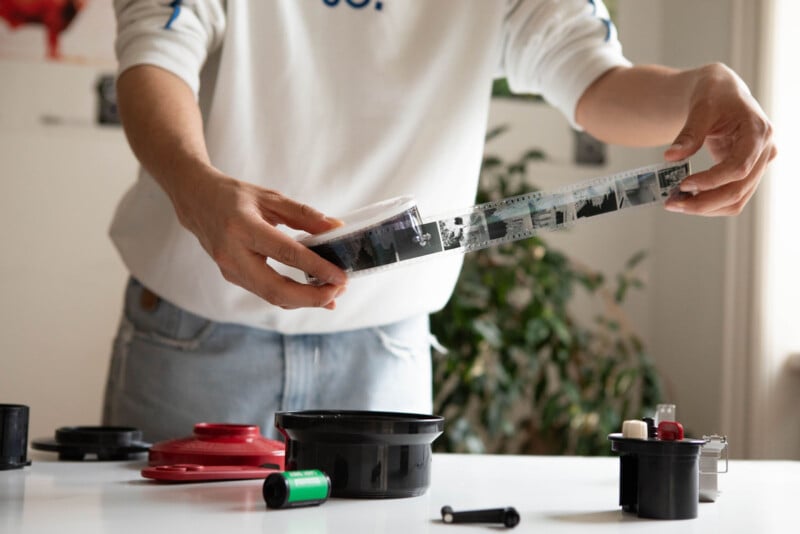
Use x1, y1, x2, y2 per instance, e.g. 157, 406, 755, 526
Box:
300, 160, 691, 279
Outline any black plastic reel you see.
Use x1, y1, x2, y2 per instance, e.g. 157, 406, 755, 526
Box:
32, 426, 151, 461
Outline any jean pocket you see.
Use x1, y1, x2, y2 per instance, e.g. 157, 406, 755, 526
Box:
124, 278, 216, 351
371, 315, 432, 361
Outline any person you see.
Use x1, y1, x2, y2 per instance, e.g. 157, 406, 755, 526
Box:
102, 0, 775, 442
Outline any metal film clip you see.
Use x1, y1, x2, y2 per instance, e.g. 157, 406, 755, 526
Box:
699, 434, 728, 502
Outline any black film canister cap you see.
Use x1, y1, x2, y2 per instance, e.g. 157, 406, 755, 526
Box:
0, 404, 31, 470
263, 472, 290, 508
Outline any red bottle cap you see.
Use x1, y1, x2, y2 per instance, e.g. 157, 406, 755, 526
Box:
657, 421, 685, 441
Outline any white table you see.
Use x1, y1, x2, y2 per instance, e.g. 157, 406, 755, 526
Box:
1, 452, 796, 533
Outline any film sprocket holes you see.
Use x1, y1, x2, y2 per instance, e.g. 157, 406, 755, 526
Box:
300, 161, 691, 280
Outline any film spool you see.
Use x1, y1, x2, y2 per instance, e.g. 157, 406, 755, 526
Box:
263, 469, 331, 509
31, 426, 150, 461
300, 160, 691, 280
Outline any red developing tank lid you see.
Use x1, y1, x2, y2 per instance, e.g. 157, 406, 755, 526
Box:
148, 423, 285, 469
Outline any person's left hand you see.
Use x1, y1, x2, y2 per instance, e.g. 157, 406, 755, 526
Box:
663, 63, 777, 216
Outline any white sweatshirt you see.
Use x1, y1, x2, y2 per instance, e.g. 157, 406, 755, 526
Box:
110, 0, 631, 334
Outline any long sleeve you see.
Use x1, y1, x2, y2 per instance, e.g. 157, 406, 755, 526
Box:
499, 0, 632, 127
114, 0, 226, 96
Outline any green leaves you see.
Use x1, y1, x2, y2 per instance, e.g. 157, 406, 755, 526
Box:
473, 319, 503, 349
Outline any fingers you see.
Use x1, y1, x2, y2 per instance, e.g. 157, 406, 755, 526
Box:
181, 174, 349, 309
702, 177, 761, 217
665, 143, 774, 216
224, 250, 346, 310
678, 125, 772, 196
663, 104, 713, 162
258, 191, 344, 235
663, 69, 775, 217
250, 220, 348, 286
206, 187, 347, 309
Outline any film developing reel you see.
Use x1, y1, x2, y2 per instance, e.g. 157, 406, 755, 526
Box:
300, 160, 691, 281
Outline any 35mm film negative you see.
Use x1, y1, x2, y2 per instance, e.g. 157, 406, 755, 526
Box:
300, 160, 691, 279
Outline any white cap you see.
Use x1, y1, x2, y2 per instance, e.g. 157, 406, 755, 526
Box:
621, 420, 648, 440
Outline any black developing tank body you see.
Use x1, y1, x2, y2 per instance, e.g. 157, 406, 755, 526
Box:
275, 410, 444, 498
609, 433, 707, 520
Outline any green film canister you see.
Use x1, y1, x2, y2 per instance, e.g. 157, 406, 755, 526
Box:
263, 469, 331, 509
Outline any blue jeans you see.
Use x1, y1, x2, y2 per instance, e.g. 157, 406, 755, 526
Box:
102, 279, 433, 443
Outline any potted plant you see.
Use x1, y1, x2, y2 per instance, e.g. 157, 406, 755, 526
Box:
430, 129, 662, 456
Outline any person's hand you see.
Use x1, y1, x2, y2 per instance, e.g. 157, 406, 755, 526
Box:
664, 63, 777, 216
171, 169, 348, 310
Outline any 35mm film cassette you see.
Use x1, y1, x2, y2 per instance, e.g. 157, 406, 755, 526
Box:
300, 160, 691, 279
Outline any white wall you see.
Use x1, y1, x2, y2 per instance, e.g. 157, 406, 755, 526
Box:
0, 60, 135, 441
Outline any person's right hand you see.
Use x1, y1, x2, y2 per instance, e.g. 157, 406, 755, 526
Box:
171, 169, 348, 310
114, 64, 346, 309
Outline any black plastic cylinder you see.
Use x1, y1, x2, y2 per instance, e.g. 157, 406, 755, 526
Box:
609, 434, 706, 520
275, 410, 444, 498
0, 404, 31, 470
637, 450, 699, 519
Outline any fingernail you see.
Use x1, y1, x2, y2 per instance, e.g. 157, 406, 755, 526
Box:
334, 285, 347, 298
680, 181, 699, 194
668, 141, 684, 152
665, 203, 684, 213
325, 216, 345, 227
329, 272, 347, 286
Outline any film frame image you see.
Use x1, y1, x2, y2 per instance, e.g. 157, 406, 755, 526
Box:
439, 212, 490, 251
309, 228, 400, 272
616, 171, 660, 208
657, 163, 690, 197
574, 182, 619, 220
529, 193, 577, 230
395, 222, 444, 261
484, 202, 538, 241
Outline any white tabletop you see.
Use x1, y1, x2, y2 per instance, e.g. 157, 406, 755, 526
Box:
1, 452, 796, 534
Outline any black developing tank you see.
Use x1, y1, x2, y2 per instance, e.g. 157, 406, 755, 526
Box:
609, 433, 707, 519
275, 410, 444, 498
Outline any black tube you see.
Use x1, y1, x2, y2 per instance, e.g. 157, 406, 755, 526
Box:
441, 505, 520, 528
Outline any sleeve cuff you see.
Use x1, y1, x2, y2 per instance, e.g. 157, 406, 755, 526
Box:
117, 46, 203, 97
113, 0, 226, 99
543, 49, 632, 130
